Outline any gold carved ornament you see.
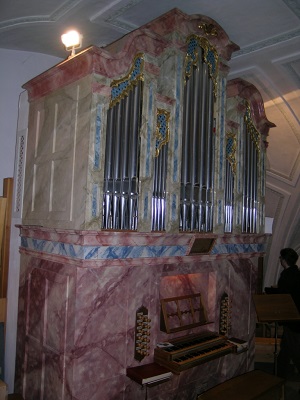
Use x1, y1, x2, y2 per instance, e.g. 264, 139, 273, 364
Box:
155, 109, 170, 157
184, 34, 219, 98
226, 131, 237, 174
109, 53, 144, 108
244, 103, 261, 155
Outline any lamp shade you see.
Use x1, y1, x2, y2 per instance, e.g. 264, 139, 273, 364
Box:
61, 30, 82, 50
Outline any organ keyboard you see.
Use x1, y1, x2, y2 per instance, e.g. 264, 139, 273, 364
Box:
154, 331, 236, 374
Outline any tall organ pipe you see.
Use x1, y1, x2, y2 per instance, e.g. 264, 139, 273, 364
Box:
181, 73, 191, 231
120, 94, 131, 229
190, 66, 200, 231
128, 83, 142, 230
103, 107, 115, 229
161, 144, 167, 230
103, 80, 142, 230
206, 78, 214, 231
180, 46, 214, 232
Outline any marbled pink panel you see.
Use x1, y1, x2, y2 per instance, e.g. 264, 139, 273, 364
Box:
18, 224, 269, 246
227, 78, 275, 136
141, 8, 239, 61
156, 93, 176, 106
15, 255, 76, 399
24, 30, 169, 102
23, 8, 240, 103
144, 61, 160, 77
91, 82, 111, 96
16, 236, 260, 399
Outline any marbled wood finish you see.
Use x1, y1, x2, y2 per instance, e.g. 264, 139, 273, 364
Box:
227, 78, 276, 137
17, 225, 269, 266
15, 226, 260, 400
24, 9, 238, 103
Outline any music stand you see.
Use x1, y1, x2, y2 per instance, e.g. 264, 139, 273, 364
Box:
253, 294, 300, 375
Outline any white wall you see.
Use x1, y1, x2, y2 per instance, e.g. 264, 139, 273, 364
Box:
0, 49, 61, 393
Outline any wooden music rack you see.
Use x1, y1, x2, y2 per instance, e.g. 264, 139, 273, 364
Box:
160, 293, 210, 333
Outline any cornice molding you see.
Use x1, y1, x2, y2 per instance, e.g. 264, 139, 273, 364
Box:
0, 0, 83, 30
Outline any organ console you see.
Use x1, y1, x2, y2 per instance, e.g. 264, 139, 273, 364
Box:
154, 293, 238, 374
154, 331, 236, 374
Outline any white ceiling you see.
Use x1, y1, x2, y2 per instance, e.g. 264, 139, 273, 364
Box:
1, 0, 300, 285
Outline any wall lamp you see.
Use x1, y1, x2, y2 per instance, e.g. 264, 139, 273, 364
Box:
61, 30, 83, 58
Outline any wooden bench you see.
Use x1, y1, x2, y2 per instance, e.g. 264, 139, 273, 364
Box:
197, 370, 284, 400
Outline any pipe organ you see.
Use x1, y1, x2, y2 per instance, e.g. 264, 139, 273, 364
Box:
16, 8, 275, 400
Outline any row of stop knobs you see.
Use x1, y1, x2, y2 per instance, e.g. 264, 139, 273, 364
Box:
135, 311, 151, 357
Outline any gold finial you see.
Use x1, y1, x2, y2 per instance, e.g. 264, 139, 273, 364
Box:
198, 23, 218, 36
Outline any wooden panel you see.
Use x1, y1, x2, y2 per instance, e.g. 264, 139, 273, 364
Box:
0, 299, 7, 323
160, 293, 209, 333
0, 198, 7, 251
24, 92, 77, 225
253, 294, 300, 322
0, 178, 13, 298
24, 268, 72, 400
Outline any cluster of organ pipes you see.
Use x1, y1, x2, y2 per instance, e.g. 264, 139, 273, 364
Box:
224, 159, 234, 233
242, 108, 259, 233
102, 81, 143, 230
151, 110, 169, 231
180, 43, 215, 232
224, 132, 236, 233
101, 39, 264, 234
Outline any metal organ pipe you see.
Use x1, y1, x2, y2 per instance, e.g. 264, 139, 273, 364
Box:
102, 79, 143, 230
120, 93, 131, 229
112, 102, 122, 229
243, 126, 250, 232
189, 65, 198, 231
198, 59, 206, 232
129, 83, 142, 230
152, 109, 169, 232
242, 121, 259, 233
205, 75, 214, 232
253, 147, 258, 231
251, 139, 258, 232
180, 75, 191, 231
103, 107, 114, 229
180, 44, 215, 232
224, 158, 234, 233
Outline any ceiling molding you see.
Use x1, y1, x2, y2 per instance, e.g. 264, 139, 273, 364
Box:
283, 0, 300, 18
233, 28, 300, 57
282, 60, 300, 88
0, 0, 84, 30
104, 0, 143, 31
233, 0, 300, 57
